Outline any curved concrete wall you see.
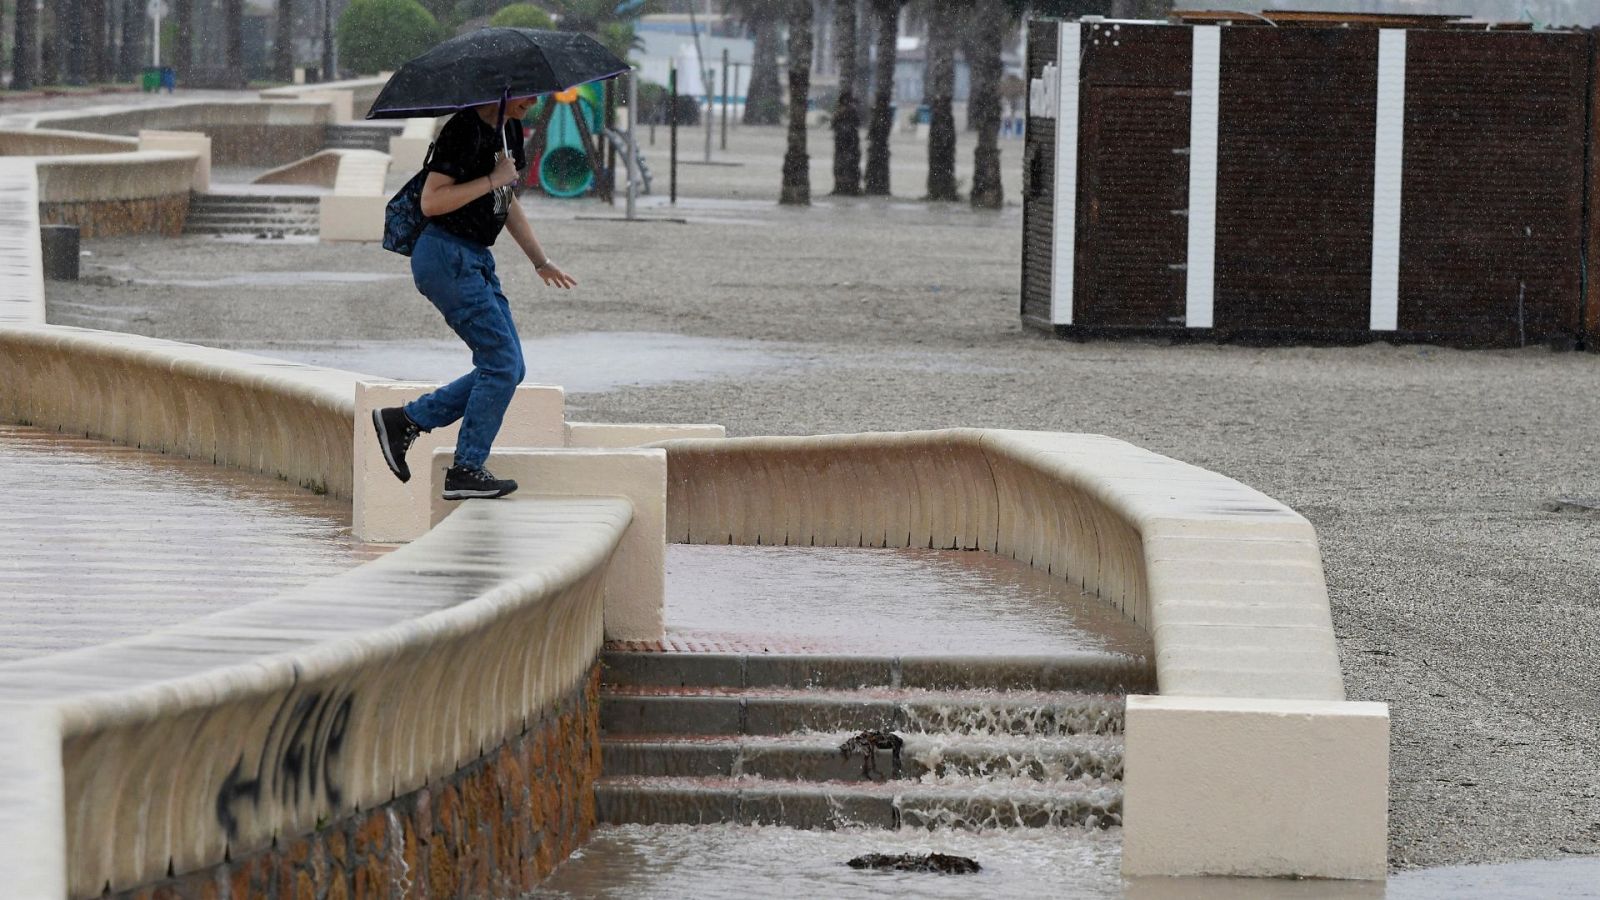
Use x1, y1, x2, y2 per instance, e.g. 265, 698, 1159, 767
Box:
0, 128, 137, 156
661, 429, 1389, 880
0, 324, 362, 497
662, 428, 1342, 701
0, 495, 623, 897
18, 101, 332, 166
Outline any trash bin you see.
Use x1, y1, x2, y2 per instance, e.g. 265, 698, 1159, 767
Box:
141, 67, 161, 92
40, 225, 80, 281
159, 67, 177, 93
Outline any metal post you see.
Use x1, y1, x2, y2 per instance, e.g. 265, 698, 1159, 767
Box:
669, 64, 678, 205
626, 71, 639, 221
721, 47, 730, 151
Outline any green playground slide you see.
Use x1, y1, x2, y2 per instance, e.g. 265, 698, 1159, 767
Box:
530, 83, 605, 198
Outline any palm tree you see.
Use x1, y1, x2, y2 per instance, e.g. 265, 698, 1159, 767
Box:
922, 0, 958, 201
967, 0, 1005, 209
225, 0, 243, 83
862, 0, 902, 195
829, 0, 861, 194
174, 0, 193, 76
275, 0, 295, 82
725, 0, 784, 125
780, 0, 813, 205
550, 0, 664, 60
12, 0, 38, 90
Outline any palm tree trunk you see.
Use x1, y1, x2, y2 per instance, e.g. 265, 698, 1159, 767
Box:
174, 0, 193, 75
58, 0, 85, 84
830, 0, 860, 195
744, 13, 783, 125
225, 0, 243, 84
275, 0, 294, 82
924, 2, 957, 201
853, 0, 870, 103
862, 0, 899, 196
83, 0, 107, 83
118, 0, 143, 81
780, 0, 813, 205
12, 0, 37, 90
967, 0, 1004, 209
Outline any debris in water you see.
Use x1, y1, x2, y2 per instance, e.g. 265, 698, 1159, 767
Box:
846, 852, 982, 875
839, 730, 905, 780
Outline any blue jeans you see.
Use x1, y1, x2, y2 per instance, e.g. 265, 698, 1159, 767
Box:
403, 225, 526, 469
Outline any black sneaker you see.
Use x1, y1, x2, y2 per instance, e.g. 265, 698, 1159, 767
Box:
443, 464, 519, 500
372, 406, 422, 483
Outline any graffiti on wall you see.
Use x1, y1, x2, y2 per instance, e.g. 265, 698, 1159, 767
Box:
216, 687, 355, 840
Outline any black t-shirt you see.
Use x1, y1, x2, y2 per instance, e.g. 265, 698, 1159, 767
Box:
426, 110, 527, 247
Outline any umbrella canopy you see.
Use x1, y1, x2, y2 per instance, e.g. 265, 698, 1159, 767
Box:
366, 28, 630, 120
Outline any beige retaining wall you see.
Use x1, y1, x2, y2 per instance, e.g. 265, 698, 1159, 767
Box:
661, 430, 1389, 880
0, 127, 137, 156
35, 150, 198, 237
19, 101, 333, 166
0, 495, 623, 898
0, 324, 362, 497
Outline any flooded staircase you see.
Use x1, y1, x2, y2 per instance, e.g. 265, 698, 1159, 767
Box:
184, 194, 322, 238
596, 650, 1151, 831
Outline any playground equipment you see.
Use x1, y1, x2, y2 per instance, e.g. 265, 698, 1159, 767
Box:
522, 79, 652, 207
527, 83, 606, 199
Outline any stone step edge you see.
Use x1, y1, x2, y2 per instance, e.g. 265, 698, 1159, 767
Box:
602, 650, 1155, 693
601, 734, 1124, 782
594, 777, 1123, 830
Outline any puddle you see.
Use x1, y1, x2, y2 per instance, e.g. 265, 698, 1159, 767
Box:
224, 333, 1015, 395
122, 271, 404, 288
0, 425, 387, 664
662, 545, 1151, 657
530, 824, 1124, 899
228, 333, 800, 394
531, 824, 1600, 900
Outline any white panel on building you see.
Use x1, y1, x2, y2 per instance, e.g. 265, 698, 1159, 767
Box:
1185, 26, 1221, 330
1370, 29, 1407, 332
1051, 24, 1081, 326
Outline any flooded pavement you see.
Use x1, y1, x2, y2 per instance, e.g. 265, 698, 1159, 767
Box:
531, 823, 1124, 899
532, 824, 1600, 900
220, 332, 1016, 397
0, 425, 388, 664
660, 545, 1151, 656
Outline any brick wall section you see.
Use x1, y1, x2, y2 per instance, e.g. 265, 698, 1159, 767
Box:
40, 195, 189, 238
114, 664, 601, 900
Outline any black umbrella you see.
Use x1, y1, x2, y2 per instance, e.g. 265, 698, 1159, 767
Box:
365, 28, 630, 120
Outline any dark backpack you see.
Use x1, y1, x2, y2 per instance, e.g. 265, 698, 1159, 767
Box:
382, 143, 435, 257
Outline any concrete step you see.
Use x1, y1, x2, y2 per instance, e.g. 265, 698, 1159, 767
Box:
191, 195, 322, 208
602, 732, 1124, 783
595, 775, 1123, 830
600, 686, 1126, 737
601, 650, 1155, 694
325, 124, 397, 152
182, 224, 319, 236
186, 213, 321, 227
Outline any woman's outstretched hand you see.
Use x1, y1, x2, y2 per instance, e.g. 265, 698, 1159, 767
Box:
537, 262, 577, 289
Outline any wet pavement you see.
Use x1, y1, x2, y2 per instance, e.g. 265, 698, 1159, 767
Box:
220, 333, 1016, 398
0, 424, 388, 664
656, 545, 1152, 657
532, 825, 1600, 900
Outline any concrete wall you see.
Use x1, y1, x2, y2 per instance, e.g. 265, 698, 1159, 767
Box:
22, 101, 333, 167
0, 159, 45, 325
659, 429, 1389, 880
0, 324, 364, 497
0, 495, 624, 898
261, 75, 390, 120
0, 128, 137, 156
35, 150, 199, 237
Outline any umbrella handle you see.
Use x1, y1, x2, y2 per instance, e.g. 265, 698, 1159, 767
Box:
496, 86, 510, 157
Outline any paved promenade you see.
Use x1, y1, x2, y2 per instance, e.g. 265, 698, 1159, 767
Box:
0, 424, 387, 664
